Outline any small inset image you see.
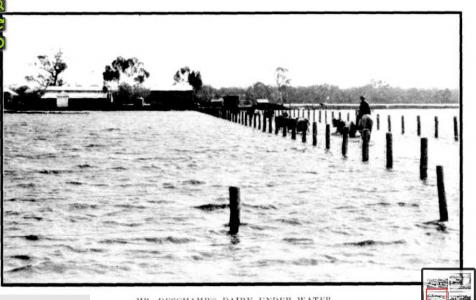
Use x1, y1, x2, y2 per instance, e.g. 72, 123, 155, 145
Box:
449, 295, 471, 300
450, 273, 472, 290
423, 269, 475, 300
427, 288, 449, 300
427, 278, 450, 288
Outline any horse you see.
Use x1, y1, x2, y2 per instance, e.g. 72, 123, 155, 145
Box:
332, 118, 359, 137
275, 116, 309, 134
296, 118, 310, 133
357, 114, 373, 139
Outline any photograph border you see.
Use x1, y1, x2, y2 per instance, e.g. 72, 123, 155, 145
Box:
0, 10, 463, 287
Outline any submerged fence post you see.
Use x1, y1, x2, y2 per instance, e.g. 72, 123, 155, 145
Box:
342, 127, 348, 157
269, 116, 273, 134
312, 122, 317, 146
338, 112, 341, 120
436, 166, 448, 222
319, 110, 322, 123
257, 114, 261, 130
325, 124, 330, 150
387, 115, 392, 132
229, 186, 241, 234
362, 129, 370, 162
401, 115, 405, 135
307, 109, 311, 120
283, 123, 287, 137
263, 115, 267, 132
417, 115, 421, 136
325, 110, 328, 124
454, 116, 458, 141
313, 109, 316, 122
420, 138, 428, 180
376, 114, 380, 130
347, 112, 350, 122
302, 127, 307, 143
386, 132, 393, 169
275, 118, 279, 135
331, 111, 335, 120
253, 114, 256, 128
434, 116, 439, 138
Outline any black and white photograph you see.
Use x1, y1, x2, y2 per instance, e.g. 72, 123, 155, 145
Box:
1, 9, 463, 285
450, 273, 472, 290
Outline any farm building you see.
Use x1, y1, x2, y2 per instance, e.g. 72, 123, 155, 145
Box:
146, 89, 195, 110
41, 87, 111, 110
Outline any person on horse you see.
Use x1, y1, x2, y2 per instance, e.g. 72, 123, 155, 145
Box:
356, 95, 371, 128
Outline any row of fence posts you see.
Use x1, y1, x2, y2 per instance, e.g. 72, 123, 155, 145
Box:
227, 163, 449, 234
210, 109, 453, 234
375, 114, 459, 141
221, 108, 459, 141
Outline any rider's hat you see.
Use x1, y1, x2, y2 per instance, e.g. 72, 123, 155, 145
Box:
360, 96, 366, 101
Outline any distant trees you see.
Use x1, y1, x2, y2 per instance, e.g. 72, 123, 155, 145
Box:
196, 82, 458, 105
102, 56, 150, 104
25, 50, 68, 89
173, 66, 203, 92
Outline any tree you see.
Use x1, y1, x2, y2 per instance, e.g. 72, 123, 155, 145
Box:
113, 82, 151, 105
102, 56, 150, 90
25, 50, 67, 89
275, 67, 291, 104
173, 66, 203, 92
246, 82, 272, 101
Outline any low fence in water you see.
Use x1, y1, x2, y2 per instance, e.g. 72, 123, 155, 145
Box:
200, 107, 459, 234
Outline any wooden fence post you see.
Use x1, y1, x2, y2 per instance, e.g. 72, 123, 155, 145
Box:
362, 129, 370, 162
312, 122, 317, 146
376, 114, 380, 130
269, 116, 273, 134
229, 187, 241, 234
387, 115, 392, 132
401, 115, 405, 134
420, 138, 428, 180
386, 132, 393, 169
325, 124, 330, 150
436, 166, 448, 222
417, 115, 421, 136
454, 116, 458, 141
342, 127, 348, 157
434, 116, 439, 138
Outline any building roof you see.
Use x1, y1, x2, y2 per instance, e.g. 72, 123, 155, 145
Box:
42, 91, 108, 99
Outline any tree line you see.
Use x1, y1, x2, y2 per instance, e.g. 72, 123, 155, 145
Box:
9, 50, 458, 105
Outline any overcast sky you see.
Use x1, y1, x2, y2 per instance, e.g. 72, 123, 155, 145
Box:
4, 14, 459, 90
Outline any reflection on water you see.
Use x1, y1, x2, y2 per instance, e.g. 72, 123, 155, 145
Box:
3, 110, 459, 283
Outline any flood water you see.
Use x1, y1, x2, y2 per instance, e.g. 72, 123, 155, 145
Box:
3, 109, 460, 283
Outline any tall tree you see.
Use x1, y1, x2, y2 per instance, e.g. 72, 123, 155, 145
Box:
275, 67, 291, 104
173, 66, 203, 92
25, 50, 68, 89
103, 56, 150, 90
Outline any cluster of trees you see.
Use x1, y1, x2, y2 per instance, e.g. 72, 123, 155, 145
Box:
10, 52, 458, 106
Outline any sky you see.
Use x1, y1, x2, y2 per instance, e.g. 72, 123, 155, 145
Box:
3, 14, 459, 90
